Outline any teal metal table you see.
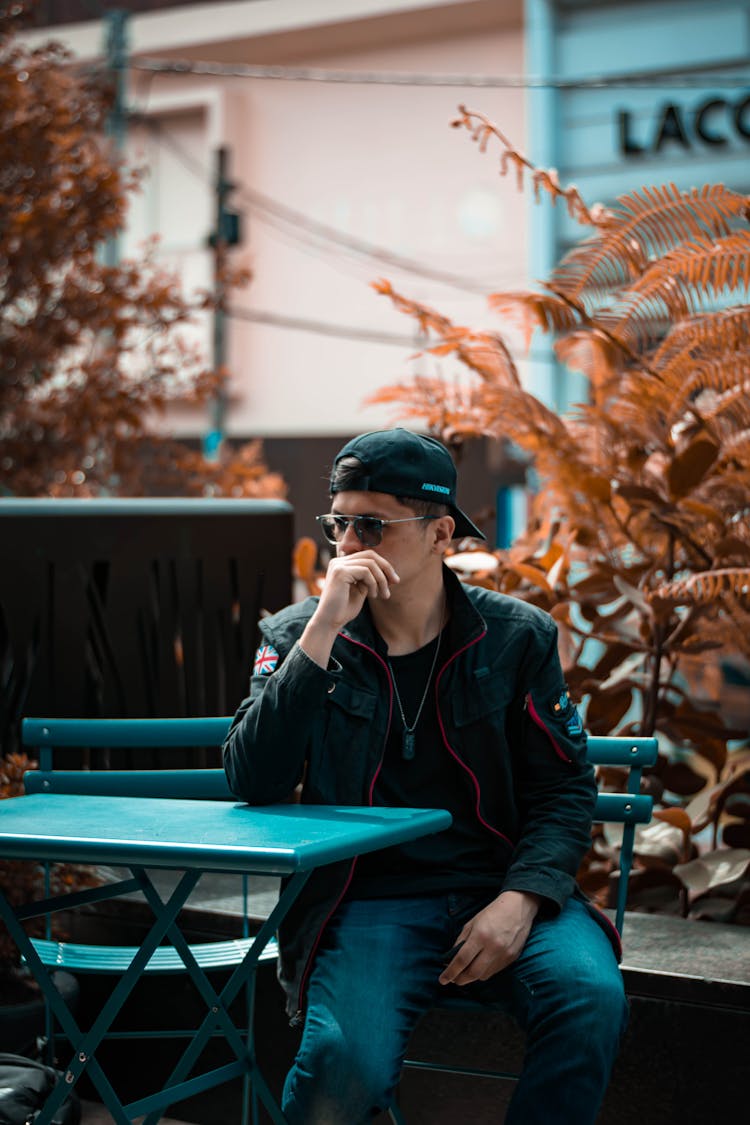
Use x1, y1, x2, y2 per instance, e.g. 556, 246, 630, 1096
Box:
0, 794, 451, 1125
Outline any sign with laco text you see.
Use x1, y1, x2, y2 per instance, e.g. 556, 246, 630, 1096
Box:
618, 94, 750, 156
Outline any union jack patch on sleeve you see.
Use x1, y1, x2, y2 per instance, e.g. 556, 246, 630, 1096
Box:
253, 643, 280, 676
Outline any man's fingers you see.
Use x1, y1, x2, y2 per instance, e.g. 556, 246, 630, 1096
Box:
438, 939, 479, 985
345, 564, 383, 599
331, 553, 399, 599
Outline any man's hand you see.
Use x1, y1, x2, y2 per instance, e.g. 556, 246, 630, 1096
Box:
439, 890, 541, 987
299, 550, 400, 668
315, 550, 400, 632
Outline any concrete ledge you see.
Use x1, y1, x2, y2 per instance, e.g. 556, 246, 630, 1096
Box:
619, 911, 750, 1011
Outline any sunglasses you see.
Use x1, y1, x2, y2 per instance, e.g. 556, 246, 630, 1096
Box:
316, 513, 438, 548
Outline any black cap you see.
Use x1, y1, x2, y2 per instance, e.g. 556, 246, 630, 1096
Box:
330, 428, 485, 541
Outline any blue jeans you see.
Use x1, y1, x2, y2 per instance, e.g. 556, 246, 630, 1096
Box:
282, 892, 627, 1125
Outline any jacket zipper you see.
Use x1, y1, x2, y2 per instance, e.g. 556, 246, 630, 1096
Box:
433, 629, 515, 851
294, 633, 393, 1016
525, 692, 572, 762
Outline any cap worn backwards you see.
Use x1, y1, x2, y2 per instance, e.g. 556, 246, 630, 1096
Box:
330, 428, 485, 541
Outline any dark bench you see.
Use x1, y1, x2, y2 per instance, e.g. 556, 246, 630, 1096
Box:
389, 909, 750, 1124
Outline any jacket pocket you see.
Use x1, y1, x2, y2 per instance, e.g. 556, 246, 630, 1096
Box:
326, 679, 379, 720
307, 681, 379, 799
451, 664, 513, 728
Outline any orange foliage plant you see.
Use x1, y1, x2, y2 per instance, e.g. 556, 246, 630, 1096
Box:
0, 3, 284, 501
369, 107, 750, 922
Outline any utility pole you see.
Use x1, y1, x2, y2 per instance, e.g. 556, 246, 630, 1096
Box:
204, 146, 240, 460
103, 8, 129, 268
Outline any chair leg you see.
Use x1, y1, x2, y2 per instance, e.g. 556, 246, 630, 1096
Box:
242, 978, 252, 1125
240, 1070, 251, 1125
388, 1099, 407, 1124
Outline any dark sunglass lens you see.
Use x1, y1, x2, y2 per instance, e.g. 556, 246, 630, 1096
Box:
354, 517, 383, 547
318, 516, 341, 542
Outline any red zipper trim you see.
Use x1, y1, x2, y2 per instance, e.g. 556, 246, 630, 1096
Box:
295, 634, 393, 1013
434, 630, 515, 851
589, 900, 623, 961
526, 692, 572, 762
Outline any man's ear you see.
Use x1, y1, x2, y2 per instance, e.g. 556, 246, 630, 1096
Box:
432, 515, 455, 554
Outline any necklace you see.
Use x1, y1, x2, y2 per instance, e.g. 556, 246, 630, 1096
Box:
387, 610, 444, 762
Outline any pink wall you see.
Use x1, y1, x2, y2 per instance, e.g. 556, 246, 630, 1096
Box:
28, 2, 528, 443
219, 24, 527, 438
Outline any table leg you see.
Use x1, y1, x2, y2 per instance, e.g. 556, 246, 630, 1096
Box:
0, 870, 201, 1125
138, 869, 312, 1125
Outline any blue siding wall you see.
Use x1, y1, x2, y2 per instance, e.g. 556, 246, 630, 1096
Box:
525, 0, 750, 405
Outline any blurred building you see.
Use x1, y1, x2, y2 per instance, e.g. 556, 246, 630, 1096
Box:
24, 1, 750, 541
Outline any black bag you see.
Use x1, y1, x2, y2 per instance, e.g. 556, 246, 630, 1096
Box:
0, 1053, 80, 1125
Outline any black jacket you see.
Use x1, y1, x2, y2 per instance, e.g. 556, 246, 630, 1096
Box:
224, 566, 616, 1020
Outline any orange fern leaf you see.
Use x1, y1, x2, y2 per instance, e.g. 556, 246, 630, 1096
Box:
374, 279, 520, 386
553, 329, 627, 391
549, 184, 750, 307
655, 568, 750, 603
451, 105, 606, 228
658, 349, 748, 398
371, 279, 455, 337
608, 232, 750, 350
422, 330, 521, 387
549, 230, 642, 308
606, 289, 692, 353
488, 291, 581, 349
655, 305, 750, 365
657, 231, 750, 290
365, 376, 492, 438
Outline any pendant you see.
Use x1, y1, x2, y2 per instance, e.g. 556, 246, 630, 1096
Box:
402, 729, 416, 761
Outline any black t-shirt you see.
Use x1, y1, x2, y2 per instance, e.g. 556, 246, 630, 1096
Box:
349, 629, 505, 899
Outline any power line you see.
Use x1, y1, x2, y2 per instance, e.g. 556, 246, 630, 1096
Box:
225, 307, 561, 365
226, 306, 424, 347
127, 118, 553, 355
132, 120, 493, 348
234, 185, 490, 295
131, 56, 750, 90
135, 115, 492, 295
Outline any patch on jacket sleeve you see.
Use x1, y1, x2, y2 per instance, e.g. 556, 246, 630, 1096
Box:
253, 643, 280, 675
553, 689, 583, 736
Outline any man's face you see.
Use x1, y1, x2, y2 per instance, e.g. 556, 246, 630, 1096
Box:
328, 490, 441, 586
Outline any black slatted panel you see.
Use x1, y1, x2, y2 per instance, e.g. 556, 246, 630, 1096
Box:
0, 499, 293, 761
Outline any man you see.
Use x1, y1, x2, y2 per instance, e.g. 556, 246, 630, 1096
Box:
223, 428, 627, 1125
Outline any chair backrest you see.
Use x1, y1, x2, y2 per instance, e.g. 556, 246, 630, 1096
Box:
22, 717, 236, 798
585, 735, 657, 934
20, 716, 248, 946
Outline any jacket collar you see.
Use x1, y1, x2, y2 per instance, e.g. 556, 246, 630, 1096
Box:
339, 564, 486, 655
